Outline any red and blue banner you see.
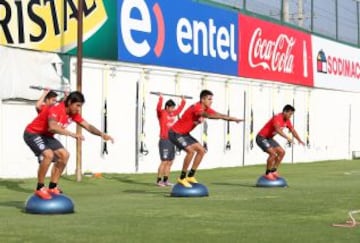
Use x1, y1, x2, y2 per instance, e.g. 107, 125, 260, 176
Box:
117, 0, 238, 75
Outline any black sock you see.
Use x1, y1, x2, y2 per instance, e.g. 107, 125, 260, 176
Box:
157, 177, 161, 183
180, 171, 187, 179
163, 176, 168, 182
265, 169, 271, 175
270, 168, 277, 173
36, 183, 45, 190
188, 169, 196, 177
49, 182, 57, 189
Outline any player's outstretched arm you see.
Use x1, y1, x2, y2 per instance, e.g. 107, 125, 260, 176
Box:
79, 120, 114, 143
203, 112, 244, 123
290, 128, 305, 146
48, 119, 84, 140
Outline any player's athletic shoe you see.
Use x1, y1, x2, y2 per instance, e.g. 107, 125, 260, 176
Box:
263, 173, 276, 181
48, 186, 63, 195
177, 178, 192, 188
186, 176, 198, 184
271, 171, 280, 178
164, 181, 174, 187
35, 187, 52, 200
157, 181, 166, 187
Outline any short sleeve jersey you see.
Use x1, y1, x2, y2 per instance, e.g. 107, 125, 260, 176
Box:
258, 113, 293, 138
171, 102, 216, 134
26, 101, 83, 137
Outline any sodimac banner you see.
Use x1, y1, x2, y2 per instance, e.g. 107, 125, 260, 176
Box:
117, 0, 238, 75
312, 36, 360, 92
238, 14, 313, 87
0, 0, 117, 60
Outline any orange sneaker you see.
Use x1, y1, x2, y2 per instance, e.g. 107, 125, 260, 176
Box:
263, 173, 276, 181
48, 187, 63, 195
271, 171, 280, 178
35, 187, 52, 200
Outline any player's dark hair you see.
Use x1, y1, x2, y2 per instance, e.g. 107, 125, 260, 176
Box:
45, 91, 58, 100
165, 99, 176, 108
65, 91, 85, 106
283, 104, 295, 112
200, 89, 213, 99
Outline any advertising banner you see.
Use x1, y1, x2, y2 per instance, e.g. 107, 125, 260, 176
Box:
0, 0, 117, 60
117, 0, 238, 75
239, 14, 313, 87
312, 36, 360, 92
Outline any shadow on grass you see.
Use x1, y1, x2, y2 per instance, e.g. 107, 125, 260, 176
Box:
0, 200, 25, 211
123, 189, 170, 197
211, 182, 257, 188
0, 180, 33, 193
105, 175, 154, 187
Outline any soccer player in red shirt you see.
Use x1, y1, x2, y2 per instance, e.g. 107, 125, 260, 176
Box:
156, 95, 185, 186
169, 90, 243, 188
256, 104, 305, 180
24, 91, 114, 199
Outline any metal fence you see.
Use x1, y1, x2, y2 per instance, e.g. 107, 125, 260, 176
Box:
200, 0, 360, 47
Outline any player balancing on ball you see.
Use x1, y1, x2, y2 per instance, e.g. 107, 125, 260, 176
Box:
169, 89, 243, 188
23, 91, 114, 200
256, 104, 305, 180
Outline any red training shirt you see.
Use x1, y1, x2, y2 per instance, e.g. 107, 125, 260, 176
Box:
171, 102, 216, 134
26, 101, 83, 137
157, 96, 186, 139
258, 113, 293, 138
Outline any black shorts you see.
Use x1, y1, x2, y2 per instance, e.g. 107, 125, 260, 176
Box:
168, 130, 198, 150
256, 135, 280, 152
23, 131, 64, 161
158, 139, 175, 161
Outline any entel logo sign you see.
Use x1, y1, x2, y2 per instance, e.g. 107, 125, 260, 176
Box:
120, 0, 237, 61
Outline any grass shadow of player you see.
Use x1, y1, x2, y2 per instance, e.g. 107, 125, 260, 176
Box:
211, 181, 257, 188
0, 179, 33, 193
0, 200, 26, 211
105, 175, 155, 187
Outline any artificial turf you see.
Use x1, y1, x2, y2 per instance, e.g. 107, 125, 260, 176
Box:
0, 160, 359, 242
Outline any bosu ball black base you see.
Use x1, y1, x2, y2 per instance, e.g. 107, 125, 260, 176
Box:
24, 194, 75, 214
256, 175, 288, 188
170, 183, 209, 197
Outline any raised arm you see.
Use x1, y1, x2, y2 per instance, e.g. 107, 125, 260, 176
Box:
35, 89, 50, 112
173, 98, 186, 116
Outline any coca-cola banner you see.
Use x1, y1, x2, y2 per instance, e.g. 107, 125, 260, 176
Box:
312, 36, 360, 92
238, 14, 313, 87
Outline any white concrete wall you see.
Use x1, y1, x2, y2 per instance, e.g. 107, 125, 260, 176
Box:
1, 58, 360, 178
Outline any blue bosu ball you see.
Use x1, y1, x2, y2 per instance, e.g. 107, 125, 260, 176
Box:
171, 183, 209, 197
24, 194, 75, 214
256, 175, 288, 188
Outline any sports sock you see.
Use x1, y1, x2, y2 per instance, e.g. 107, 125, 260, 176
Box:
163, 176, 168, 182
36, 183, 45, 190
188, 169, 196, 177
265, 169, 271, 175
270, 168, 277, 173
180, 171, 186, 179
49, 182, 57, 189
157, 177, 161, 183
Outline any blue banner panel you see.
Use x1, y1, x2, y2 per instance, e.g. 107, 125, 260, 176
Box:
117, 0, 238, 75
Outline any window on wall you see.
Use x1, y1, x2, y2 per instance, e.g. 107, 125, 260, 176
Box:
313, 0, 337, 38
284, 0, 312, 30
246, 0, 282, 20
338, 0, 358, 44
208, 0, 244, 9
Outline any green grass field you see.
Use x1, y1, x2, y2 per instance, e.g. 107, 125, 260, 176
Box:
1, 160, 359, 243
